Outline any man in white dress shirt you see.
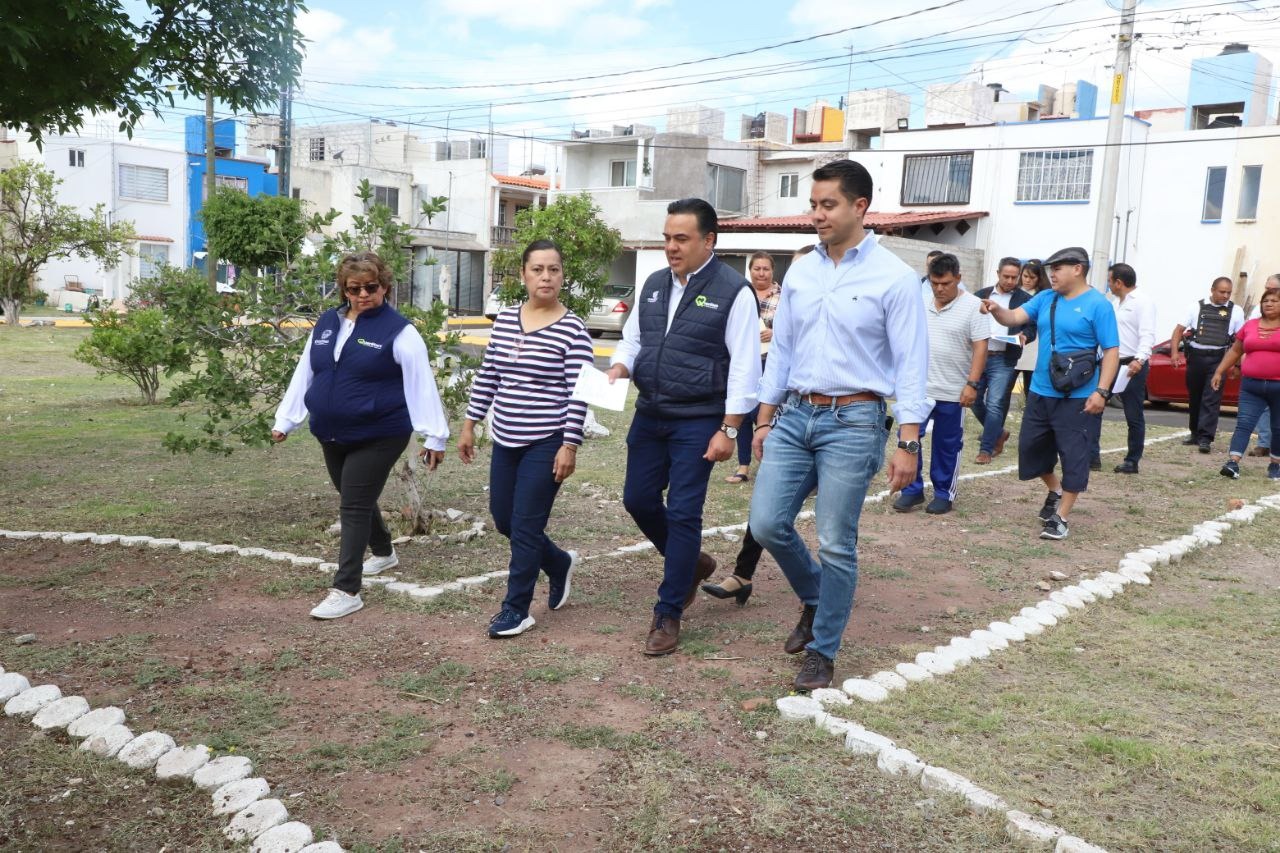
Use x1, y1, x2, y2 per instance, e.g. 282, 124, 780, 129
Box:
1106, 263, 1157, 474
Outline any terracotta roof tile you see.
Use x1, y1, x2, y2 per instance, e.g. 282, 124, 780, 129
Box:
135, 234, 174, 243
494, 174, 550, 190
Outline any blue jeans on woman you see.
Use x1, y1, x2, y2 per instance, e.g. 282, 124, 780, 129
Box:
1228, 378, 1280, 459
971, 359, 1017, 456
1254, 406, 1272, 449
749, 396, 887, 661
489, 433, 572, 618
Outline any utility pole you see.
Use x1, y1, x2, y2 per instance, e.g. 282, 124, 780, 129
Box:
204, 84, 218, 291
278, 82, 292, 198
1090, 0, 1137, 291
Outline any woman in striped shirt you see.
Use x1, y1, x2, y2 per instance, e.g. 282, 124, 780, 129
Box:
458, 240, 596, 638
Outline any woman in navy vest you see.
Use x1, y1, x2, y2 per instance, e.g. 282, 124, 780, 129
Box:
272, 251, 450, 620
457, 240, 596, 638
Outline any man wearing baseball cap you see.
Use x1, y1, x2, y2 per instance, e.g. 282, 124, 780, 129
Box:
981, 247, 1119, 540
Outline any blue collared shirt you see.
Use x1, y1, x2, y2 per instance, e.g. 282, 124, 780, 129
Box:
760, 232, 931, 424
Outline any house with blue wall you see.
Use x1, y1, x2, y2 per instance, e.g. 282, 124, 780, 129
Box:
185, 116, 279, 282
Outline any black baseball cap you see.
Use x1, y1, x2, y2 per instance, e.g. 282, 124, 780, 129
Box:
1045, 246, 1090, 267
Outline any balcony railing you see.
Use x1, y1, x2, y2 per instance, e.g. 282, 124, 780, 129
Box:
491, 225, 517, 246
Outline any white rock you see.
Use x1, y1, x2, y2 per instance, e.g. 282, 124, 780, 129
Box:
251, 821, 314, 853
811, 709, 832, 731
67, 706, 126, 739
61, 532, 95, 544
1118, 559, 1151, 575
118, 535, 152, 546
485, 570, 510, 580
4, 531, 39, 540
91, 534, 122, 545
894, 662, 933, 682
961, 785, 1009, 814
1005, 810, 1065, 849
384, 582, 420, 594
1020, 607, 1057, 628
178, 540, 212, 552
920, 765, 977, 796
205, 544, 241, 555
1119, 568, 1151, 585
1055, 836, 1109, 853
193, 754, 254, 789
5, 684, 62, 717
970, 628, 1009, 651
843, 727, 896, 755
988, 621, 1027, 642
1008, 615, 1045, 636
238, 546, 271, 557
146, 538, 180, 549
1096, 571, 1130, 590
915, 651, 955, 675
213, 777, 271, 815
80, 724, 134, 757
39, 531, 70, 540
1049, 590, 1087, 610
1061, 585, 1097, 604
298, 843, 344, 853
407, 586, 443, 600
811, 687, 853, 707
1125, 549, 1156, 566
263, 551, 296, 562
457, 575, 489, 587
225, 799, 289, 842
775, 695, 823, 722
870, 670, 909, 692
31, 695, 90, 730
1202, 520, 1230, 532
290, 556, 324, 567
440, 581, 464, 592
361, 576, 394, 585
1037, 600, 1071, 619
155, 744, 212, 781
116, 731, 176, 769
1078, 579, 1113, 600
950, 636, 991, 659
819, 715, 858, 737
318, 562, 338, 572
842, 678, 890, 703
0, 672, 32, 702
876, 747, 926, 779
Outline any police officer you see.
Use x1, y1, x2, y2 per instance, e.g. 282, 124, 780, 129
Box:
1170, 277, 1244, 453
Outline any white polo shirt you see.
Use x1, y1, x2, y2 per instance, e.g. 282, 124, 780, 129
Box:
924, 291, 988, 403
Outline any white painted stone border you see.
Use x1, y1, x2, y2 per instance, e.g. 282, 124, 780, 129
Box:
0, 668, 345, 852
775, 493, 1280, 852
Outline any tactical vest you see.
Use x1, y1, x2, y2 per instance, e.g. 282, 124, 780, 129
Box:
1191, 299, 1235, 349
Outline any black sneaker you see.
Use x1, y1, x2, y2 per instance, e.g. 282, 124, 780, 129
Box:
1199, 441, 1212, 454
548, 550, 578, 611
1269, 462, 1280, 480
1113, 460, 1139, 474
892, 492, 925, 512
925, 497, 953, 514
488, 608, 535, 638
1038, 491, 1062, 522
1220, 459, 1241, 480
1181, 437, 1199, 446
1040, 513, 1069, 540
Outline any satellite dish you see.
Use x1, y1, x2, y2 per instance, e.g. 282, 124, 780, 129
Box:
332, 149, 345, 161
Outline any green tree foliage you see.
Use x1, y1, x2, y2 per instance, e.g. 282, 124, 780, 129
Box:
0, 1, 306, 144
74, 304, 190, 404
490, 193, 623, 320
0, 160, 135, 327
199, 188, 308, 271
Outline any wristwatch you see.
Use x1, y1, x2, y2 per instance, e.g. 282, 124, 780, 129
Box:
897, 440, 921, 454
1095, 388, 1113, 401
720, 423, 739, 440
966, 380, 981, 390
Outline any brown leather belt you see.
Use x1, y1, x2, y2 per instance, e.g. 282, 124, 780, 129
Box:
798, 391, 880, 406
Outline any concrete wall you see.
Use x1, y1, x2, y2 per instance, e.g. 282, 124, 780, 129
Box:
1187, 51, 1274, 128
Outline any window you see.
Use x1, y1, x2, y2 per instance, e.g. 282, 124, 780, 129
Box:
1237, 165, 1261, 220
309, 137, 325, 161
372, 185, 399, 216
610, 159, 636, 187
118, 164, 168, 202
138, 243, 169, 280
68, 149, 85, 168
902, 152, 973, 205
706, 163, 745, 213
291, 187, 301, 200
1202, 166, 1226, 221
779, 173, 799, 198
1015, 149, 1093, 202
215, 175, 248, 192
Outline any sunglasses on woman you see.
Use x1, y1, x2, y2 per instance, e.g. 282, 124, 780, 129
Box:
344, 283, 381, 296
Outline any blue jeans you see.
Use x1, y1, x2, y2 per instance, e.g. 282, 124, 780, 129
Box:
1228, 379, 1280, 459
489, 434, 572, 617
623, 412, 721, 618
1254, 406, 1272, 449
971, 358, 1017, 455
749, 396, 887, 660
902, 400, 964, 501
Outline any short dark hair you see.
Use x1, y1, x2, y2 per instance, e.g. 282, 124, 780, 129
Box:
1212, 276, 1233, 289
928, 253, 961, 280
521, 239, 563, 268
667, 198, 718, 240
1109, 262, 1137, 288
998, 256, 1022, 272
926, 250, 943, 260
811, 158, 873, 206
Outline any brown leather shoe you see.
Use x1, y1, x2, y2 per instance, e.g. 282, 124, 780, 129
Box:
784, 604, 817, 654
994, 429, 1010, 456
644, 614, 680, 656
1248, 446, 1271, 457
974, 452, 993, 464
794, 649, 834, 691
682, 552, 717, 609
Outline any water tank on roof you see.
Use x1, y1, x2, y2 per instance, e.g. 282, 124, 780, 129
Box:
1220, 43, 1249, 55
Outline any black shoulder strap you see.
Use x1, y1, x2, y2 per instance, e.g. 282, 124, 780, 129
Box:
1049, 294, 1059, 353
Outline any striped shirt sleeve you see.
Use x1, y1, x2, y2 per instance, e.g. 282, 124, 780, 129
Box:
560, 315, 595, 446
463, 314, 503, 424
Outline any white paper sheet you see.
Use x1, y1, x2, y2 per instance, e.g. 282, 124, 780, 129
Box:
1112, 369, 1131, 395
990, 334, 1021, 346
570, 364, 630, 411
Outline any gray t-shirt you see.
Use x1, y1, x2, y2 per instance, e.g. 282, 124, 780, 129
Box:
924, 291, 988, 403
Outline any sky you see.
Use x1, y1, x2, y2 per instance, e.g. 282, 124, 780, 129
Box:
121, 0, 1280, 171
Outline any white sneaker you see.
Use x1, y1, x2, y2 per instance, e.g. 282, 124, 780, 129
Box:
363, 549, 399, 575
310, 589, 364, 620
549, 550, 578, 611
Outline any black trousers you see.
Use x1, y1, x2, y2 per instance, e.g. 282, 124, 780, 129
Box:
733, 525, 765, 581
1186, 349, 1228, 442
321, 432, 411, 594
1119, 362, 1149, 464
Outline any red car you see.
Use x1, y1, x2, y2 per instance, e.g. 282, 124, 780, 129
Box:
1145, 339, 1241, 406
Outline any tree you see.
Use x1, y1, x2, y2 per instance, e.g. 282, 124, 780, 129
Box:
0, 160, 135, 326
0, 1, 306, 144
490, 193, 622, 320
200, 188, 308, 272
74, 302, 191, 404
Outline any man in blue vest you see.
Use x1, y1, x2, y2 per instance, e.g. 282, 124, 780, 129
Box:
607, 198, 762, 655
1169, 276, 1244, 453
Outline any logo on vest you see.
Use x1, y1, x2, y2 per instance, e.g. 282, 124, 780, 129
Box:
646, 290, 660, 303
355, 337, 384, 350
315, 328, 334, 346
694, 295, 720, 310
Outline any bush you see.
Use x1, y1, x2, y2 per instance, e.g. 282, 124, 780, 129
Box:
74, 305, 191, 404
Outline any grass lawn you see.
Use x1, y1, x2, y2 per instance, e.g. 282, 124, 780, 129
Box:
2, 324, 1277, 851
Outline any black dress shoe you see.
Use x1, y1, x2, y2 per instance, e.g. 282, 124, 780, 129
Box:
702, 575, 753, 607
1199, 441, 1212, 454
1113, 460, 1139, 474
892, 492, 924, 512
1181, 437, 1199, 446
925, 497, 953, 514
784, 604, 817, 654
794, 650, 834, 691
